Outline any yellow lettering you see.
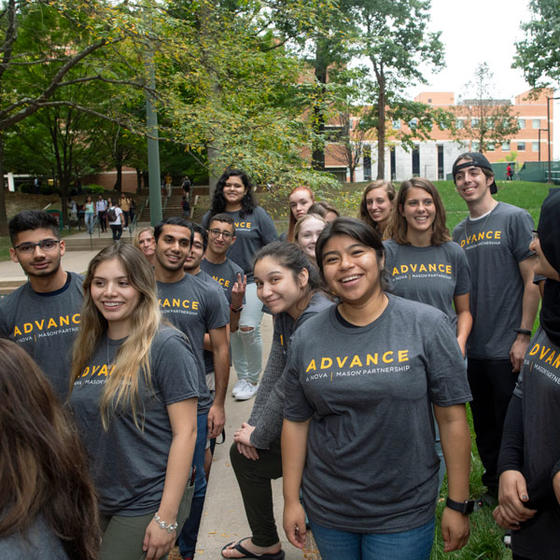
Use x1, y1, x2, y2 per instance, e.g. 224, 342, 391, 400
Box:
47, 317, 57, 328
13, 326, 22, 336
336, 356, 348, 367
81, 366, 89, 377
392, 267, 399, 275
410, 264, 417, 273
553, 355, 560, 369
460, 240, 465, 248
495, 230, 501, 239
59, 315, 69, 327
446, 265, 452, 274
401, 264, 409, 274
478, 232, 485, 241
529, 343, 539, 356
35, 319, 45, 330
545, 351, 555, 365
24, 322, 33, 333
173, 298, 181, 307
419, 264, 427, 272
91, 366, 100, 376
428, 263, 436, 272
161, 298, 171, 308
540, 346, 551, 360
306, 359, 317, 372
72, 313, 80, 324
192, 301, 199, 310
349, 354, 362, 368
398, 349, 409, 362
224, 280, 230, 288
98, 364, 109, 377
320, 357, 333, 369
382, 351, 394, 363
366, 353, 378, 365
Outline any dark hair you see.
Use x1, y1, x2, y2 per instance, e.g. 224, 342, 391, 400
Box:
208, 213, 236, 235
308, 201, 340, 219
287, 186, 315, 242
154, 216, 193, 242
190, 222, 208, 252
453, 152, 495, 181
209, 169, 256, 219
315, 217, 388, 290
358, 180, 396, 232
0, 339, 100, 560
387, 178, 451, 246
253, 241, 322, 293
9, 210, 60, 244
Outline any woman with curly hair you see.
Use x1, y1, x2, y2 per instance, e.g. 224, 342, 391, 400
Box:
202, 169, 278, 401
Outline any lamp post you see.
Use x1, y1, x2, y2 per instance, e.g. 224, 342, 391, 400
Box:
547, 96, 560, 183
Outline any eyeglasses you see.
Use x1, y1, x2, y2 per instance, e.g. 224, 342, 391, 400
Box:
209, 228, 233, 240
14, 239, 60, 253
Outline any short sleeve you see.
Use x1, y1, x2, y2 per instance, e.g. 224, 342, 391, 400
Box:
424, 315, 472, 406
283, 335, 314, 421
152, 331, 199, 405
508, 209, 534, 263
256, 207, 278, 245
205, 283, 230, 330
453, 243, 471, 296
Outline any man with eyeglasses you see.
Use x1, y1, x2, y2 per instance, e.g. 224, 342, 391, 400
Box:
0, 210, 83, 400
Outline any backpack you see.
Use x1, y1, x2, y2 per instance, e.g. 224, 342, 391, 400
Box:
107, 207, 117, 222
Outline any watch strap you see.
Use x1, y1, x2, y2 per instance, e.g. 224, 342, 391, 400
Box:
446, 497, 475, 515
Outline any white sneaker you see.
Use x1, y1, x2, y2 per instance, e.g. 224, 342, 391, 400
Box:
235, 381, 259, 401
232, 379, 246, 398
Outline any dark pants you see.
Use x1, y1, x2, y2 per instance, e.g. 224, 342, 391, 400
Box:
111, 225, 122, 240
467, 358, 519, 494
98, 211, 106, 231
229, 439, 282, 547
123, 211, 129, 227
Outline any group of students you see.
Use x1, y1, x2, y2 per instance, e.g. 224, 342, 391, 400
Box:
0, 154, 559, 560
86, 193, 135, 238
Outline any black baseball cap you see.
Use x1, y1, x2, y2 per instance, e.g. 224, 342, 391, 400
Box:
452, 152, 498, 194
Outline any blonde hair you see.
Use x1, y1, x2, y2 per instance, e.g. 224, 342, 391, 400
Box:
70, 242, 161, 429
358, 180, 396, 233
133, 226, 154, 249
294, 213, 328, 243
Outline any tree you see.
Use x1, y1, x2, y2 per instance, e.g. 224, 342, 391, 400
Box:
452, 63, 519, 154
514, 0, 560, 87
350, 0, 445, 179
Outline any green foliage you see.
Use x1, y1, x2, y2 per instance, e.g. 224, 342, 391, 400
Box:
514, 0, 560, 87
452, 63, 520, 154
83, 184, 106, 194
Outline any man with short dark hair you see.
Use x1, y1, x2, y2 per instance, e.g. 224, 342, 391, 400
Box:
153, 217, 230, 560
0, 210, 83, 400
452, 152, 540, 501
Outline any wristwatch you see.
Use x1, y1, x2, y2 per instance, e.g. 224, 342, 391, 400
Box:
445, 497, 476, 515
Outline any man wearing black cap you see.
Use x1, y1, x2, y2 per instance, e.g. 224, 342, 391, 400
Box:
452, 152, 540, 503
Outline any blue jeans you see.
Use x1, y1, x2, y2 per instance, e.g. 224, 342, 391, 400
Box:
178, 412, 208, 557
308, 518, 435, 560
85, 212, 94, 234
230, 282, 263, 384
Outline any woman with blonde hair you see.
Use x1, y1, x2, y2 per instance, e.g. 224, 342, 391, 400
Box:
0, 338, 99, 560
134, 226, 156, 266
285, 186, 315, 242
359, 180, 396, 235
69, 242, 199, 560
294, 213, 328, 267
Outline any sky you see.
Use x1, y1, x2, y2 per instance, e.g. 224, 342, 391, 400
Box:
408, 0, 535, 101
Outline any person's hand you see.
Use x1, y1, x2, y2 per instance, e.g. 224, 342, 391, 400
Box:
441, 508, 470, 552
142, 518, 176, 560
236, 441, 259, 460
207, 404, 225, 439
234, 422, 255, 447
510, 335, 530, 373
553, 471, 560, 504
456, 337, 467, 358
231, 273, 247, 310
496, 470, 537, 528
283, 501, 307, 549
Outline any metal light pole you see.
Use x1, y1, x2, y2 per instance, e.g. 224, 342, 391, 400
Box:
146, 55, 162, 225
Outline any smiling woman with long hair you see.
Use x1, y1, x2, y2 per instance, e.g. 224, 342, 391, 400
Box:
69, 242, 199, 560
0, 339, 99, 560
282, 218, 473, 560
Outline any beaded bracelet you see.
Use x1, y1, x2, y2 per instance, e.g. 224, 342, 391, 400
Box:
153, 513, 178, 534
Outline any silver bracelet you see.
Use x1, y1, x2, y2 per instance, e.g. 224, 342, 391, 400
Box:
153, 513, 178, 534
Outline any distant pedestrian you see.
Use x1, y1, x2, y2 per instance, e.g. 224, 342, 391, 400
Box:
84, 195, 95, 235
120, 193, 130, 228
107, 202, 123, 241
96, 195, 107, 232
165, 173, 172, 199
506, 163, 513, 181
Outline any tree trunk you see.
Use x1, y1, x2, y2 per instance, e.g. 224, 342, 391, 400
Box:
114, 160, 123, 192
376, 79, 386, 180
312, 39, 328, 171
0, 133, 8, 235
136, 168, 143, 193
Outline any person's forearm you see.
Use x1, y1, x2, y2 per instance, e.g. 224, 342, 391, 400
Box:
212, 344, 230, 407
282, 419, 310, 505
230, 309, 240, 333
158, 421, 197, 521
519, 261, 540, 331
436, 405, 471, 502
456, 310, 472, 355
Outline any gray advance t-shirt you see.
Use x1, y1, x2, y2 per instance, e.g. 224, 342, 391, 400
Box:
202, 207, 278, 281
0, 271, 83, 400
69, 326, 199, 516
157, 273, 229, 414
453, 202, 534, 359
383, 240, 470, 327
284, 295, 471, 533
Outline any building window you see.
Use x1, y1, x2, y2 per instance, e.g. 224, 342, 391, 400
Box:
412, 145, 420, 176
532, 119, 541, 129
487, 143, 495, 151
517, 142, 526, 151
392, 119, 401, 130
471, 117, 479, 127
518, 118, 526, 129
456, 119, 464, 129
408, 118, 418, 129
502, 141, 511, 151
472, 141, 479, 151
363, 145, 372, 182
532, 142, 539, 152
